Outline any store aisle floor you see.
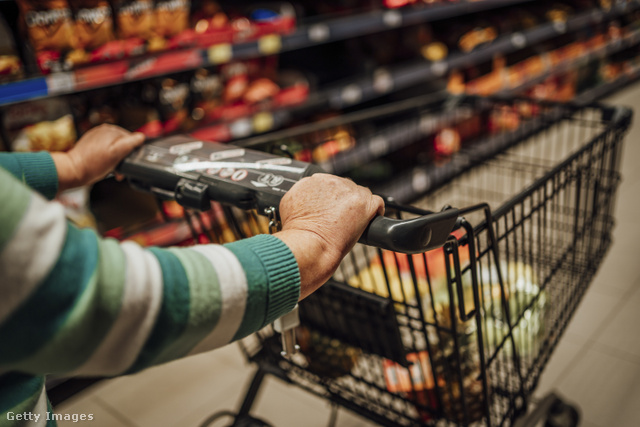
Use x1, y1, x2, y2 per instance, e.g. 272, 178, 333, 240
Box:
55, 83, 640, 427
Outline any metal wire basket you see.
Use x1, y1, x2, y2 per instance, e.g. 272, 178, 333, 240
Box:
195, 98, 628, 427
146, 96, 632, 426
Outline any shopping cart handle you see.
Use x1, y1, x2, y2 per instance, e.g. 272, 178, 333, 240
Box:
359, 209, 459, 254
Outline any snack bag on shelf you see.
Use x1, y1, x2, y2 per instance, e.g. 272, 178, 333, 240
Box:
154, 75, 193, 133
2, 98, 77, 151
0, 14, 24, 82
148, 0, 192, 51
67, 0, 120, 66
16, 0, 78, 73
111, 0, 154, 56
189, 67, 223, 126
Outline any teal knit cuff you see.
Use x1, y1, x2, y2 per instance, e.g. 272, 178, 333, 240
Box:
8, 152, 58, 200
225, 234, 300, 340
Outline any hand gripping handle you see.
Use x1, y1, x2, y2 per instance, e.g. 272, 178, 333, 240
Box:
358, 208, 460, 254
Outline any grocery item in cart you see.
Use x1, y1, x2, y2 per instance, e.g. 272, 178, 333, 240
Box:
297, 326, 362, 379
382, 304, 485, 423
481, 262, 547, 358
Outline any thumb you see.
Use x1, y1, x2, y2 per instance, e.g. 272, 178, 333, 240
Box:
114, 132, 146, 156
373, 195, 385, 217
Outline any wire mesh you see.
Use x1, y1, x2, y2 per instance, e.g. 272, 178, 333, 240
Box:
185, 98, 630, 426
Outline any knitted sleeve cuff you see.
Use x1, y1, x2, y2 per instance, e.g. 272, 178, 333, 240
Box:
225, 234, 300, 339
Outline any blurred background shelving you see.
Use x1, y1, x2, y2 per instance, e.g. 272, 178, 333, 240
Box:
2, 0, 640, 423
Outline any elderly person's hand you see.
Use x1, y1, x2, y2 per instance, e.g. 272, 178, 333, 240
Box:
275, 174, 385, 300
51, 124, 145, 193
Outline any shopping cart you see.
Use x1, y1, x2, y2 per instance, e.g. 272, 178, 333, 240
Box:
119, 96, 632, 426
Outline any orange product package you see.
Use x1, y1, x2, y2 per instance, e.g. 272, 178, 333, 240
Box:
17, 0, 77, 52
68, 0, 115, 51
153, 0, 190, 38
111, 0, 154, 40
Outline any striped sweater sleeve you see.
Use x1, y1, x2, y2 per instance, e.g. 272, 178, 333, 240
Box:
0, 164, 301, 379
0, 152, 58, 200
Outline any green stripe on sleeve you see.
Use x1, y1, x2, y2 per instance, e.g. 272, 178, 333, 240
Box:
46, 400, 57, 426
126, 247, 191, 373
0, 168, 33, 253
0, 152, 58, 200
0, 225, 98, 371
0, 373, 44, 418
146, 247, 222, 366
9, 238, 127, 374
225, 234, 300, 341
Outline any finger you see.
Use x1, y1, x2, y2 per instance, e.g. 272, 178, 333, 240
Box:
114, 132, 146, 155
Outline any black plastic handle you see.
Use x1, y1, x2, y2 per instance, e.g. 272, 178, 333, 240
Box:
358, 208, 460, 254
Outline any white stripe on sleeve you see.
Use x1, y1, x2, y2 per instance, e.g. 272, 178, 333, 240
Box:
186, 245, 248, 354
23, 384, 48, 427
71, 241, 164, 376
0, 194, 66, 324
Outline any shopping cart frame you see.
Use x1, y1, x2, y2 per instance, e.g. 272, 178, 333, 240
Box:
171, 97, 632, 427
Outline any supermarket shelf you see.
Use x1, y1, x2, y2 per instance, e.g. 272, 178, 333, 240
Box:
319, 100, 457, 175
323, 27, 640, 176
0, 0, 531, 107
501, 27, 640, 96
371, 107, 562, 204
312, 2, 640, 111
373, 69, 640, 204
224, 0, 533, 62
188, 5, 640, 143
573, 64, 640, 105
189, 108, 296, 142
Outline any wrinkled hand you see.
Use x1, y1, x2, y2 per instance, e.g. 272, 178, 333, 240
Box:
275, 174, 384, 300
51, 124, 145, 192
